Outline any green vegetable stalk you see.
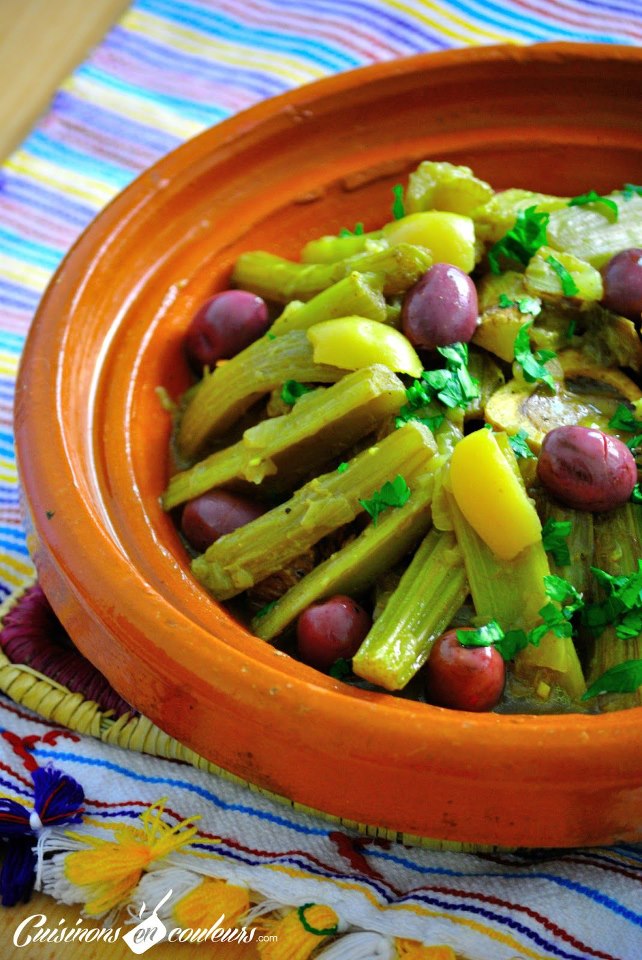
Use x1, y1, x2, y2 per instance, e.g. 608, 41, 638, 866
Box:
585, 504, 642, 710
270, 272, 386, 335
445, 485, 585, 700
351, 528, 468, 690
177, 330, 348, 460
164, 365, 406, 509
231, 242, 432, 302
192, 420, 437, 600
253, 473, 435, 641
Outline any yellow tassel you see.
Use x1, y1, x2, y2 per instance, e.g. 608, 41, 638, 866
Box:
258, 903, 339, 960
64, 799, 200, 916
395, 939, 457, 960
172, 878, 249, 929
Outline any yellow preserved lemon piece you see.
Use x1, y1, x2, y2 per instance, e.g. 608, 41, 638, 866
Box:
383, 212, 475, 273
307, 316, 423, 377
449, 428, 541, 560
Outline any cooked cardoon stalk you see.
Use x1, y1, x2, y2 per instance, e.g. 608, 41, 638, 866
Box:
300, 232, 382, 263
253, 472, 434, 641
586, 504, 642, 711
446, 490, 585, 700
524, 246, 603, 302
547, 193, 642, 268
351, 528, 467, 691
192, 420, 437, 600
270, 272, 386, 335
466, 350, 505, 418
405, 160, 494, 216
472, 188, 569, 244
231, 243, 432, 302
164, 366, 406, 509
536, 497, 594, 598
177, 330, 348, 460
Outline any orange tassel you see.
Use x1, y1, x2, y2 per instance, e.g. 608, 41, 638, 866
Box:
395, 939, 457, 960
172, 877, 249, 929
64, 799, 200, 916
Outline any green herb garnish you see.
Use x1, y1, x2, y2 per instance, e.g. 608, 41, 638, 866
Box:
608, 403, 642, 433
337, 462, 349, 474
266, 332, 277, 341
359, 474, 410, 525
281, 380, 314, 405
513, 321, 557, 391
391, 183, 405, 220
541, 517, 572, 566
566, 317, 577, 339
488, 205, 550, 274
339, 222, 364, 237
255, 599, 278, 619
568, 190, 619, 222
546, 255, 580, 297
395, 342, 479, 428
508, 429, 535, 460
582, 659, 642, 700
622, 183, 642, 201
582, 561, 642, 639
631, 483, 642, 504
498, 292, 541, 317
329, 657, 352, 679
456, 620, 504, 648
458, 576, 583, 661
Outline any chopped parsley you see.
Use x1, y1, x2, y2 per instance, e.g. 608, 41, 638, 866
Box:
488, 205, 550, 274
266, 331, 277, 341
513, 321, 557, 391
568, 190, 619, 222
631, 483, 642, 504
582, 561, 642, 640
391, 183, 406, 220
498, 292, 541, 317
337, 462, 349, 474
255, 599, 278, 619
359, 474, 410, 525
566, 317, 577, 339
508, 429, 535, 460
339, 222, 364, 237
625, 434, 642, 452
545, 255, 579, 297
608, 403, 642, 434
329, 657, 352, 679
395, 342, 479, 429
622, 183, 642, 201
457, 620, 504, 648
458, 576, 583, 661
541, 517, 572, 566
281, 380, 314, 405
582, 659, 642, 700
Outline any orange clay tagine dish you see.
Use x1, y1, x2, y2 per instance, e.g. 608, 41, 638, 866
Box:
15, 44, 642, 848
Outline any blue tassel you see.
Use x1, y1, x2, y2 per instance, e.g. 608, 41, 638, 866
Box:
0, 764, 84, 907
33, 766, 84, 827
1, 838, 37, 907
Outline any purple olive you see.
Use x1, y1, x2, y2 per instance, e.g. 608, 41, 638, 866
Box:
601, 248, 642, 321
424, 629, 505, 712
296, 595, 371, 671
184, 290, 270, 373
401, 263, 478, 351
537, 425, 637, 513
181, 490, 266, 553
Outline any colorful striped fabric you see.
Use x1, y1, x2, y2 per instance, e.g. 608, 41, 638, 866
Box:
1, 1, 642, 958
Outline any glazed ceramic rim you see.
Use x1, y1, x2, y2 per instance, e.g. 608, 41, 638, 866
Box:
16, 42, 642, 846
